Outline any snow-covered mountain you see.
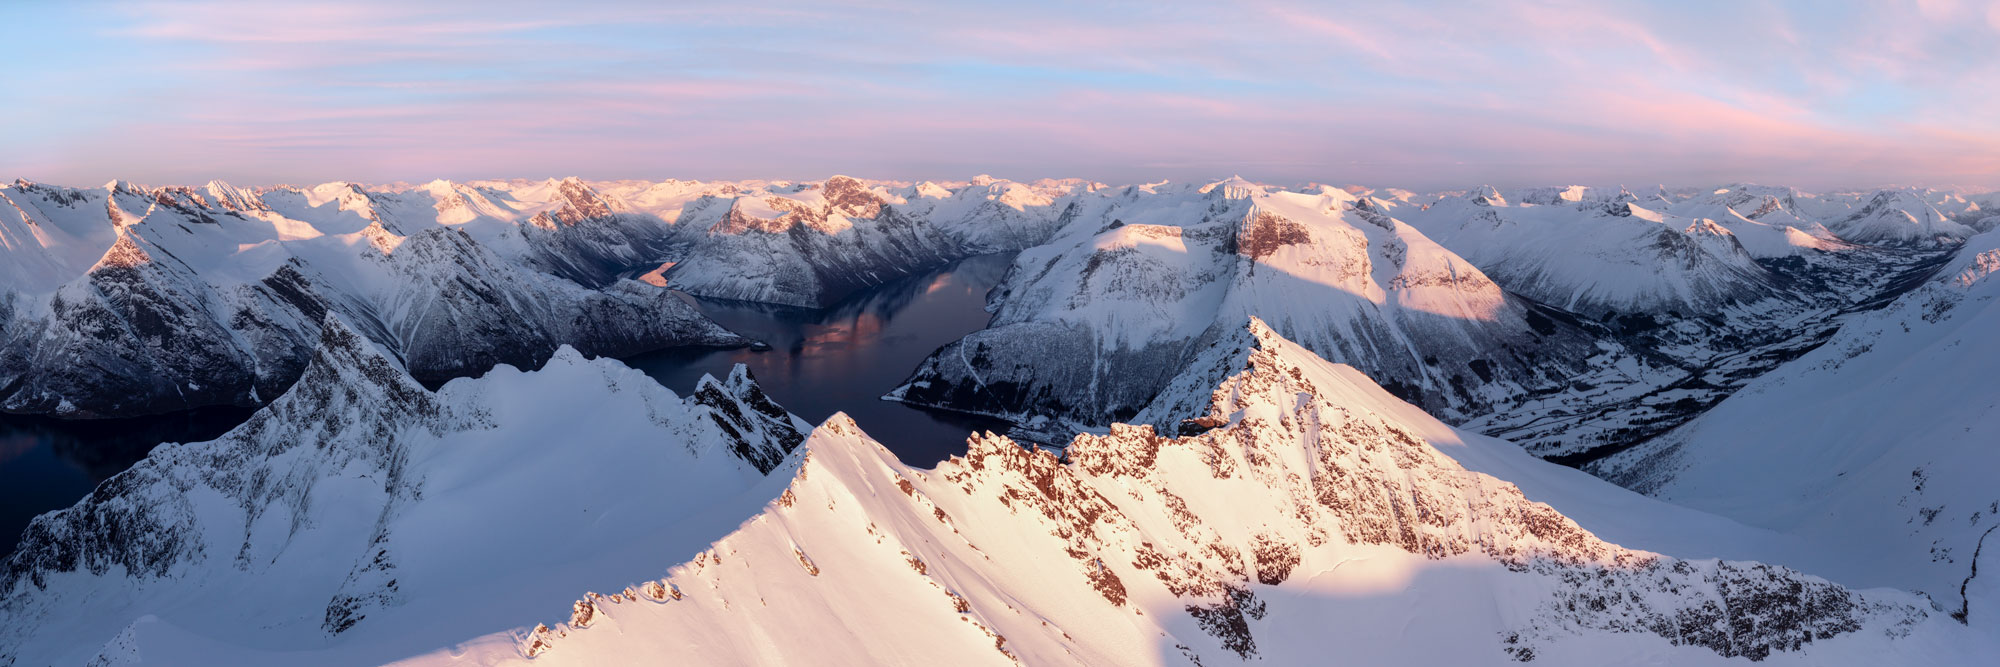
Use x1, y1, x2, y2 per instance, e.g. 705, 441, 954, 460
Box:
396, 320, 1987, 665
889, 176, 1092, 253
1830, 189, 1975, 248
1405, 190, 1796, 318
0, 315, 811, 666
1502, 184, 1630, 206
1667, 185, 1851, 259
0, 178, 746, 418
1397, 185, 1963, 460
889, 178, 1653, 432
1592, 225, 2000, 617
658, 175, 1086, 307
7, 167, 2000, 665
661, 176, 967, 307
0, 175, 1087, 418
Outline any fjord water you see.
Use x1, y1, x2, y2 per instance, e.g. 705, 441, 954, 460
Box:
0, 253, 1019, 554
626, 252, 1017, 466
0, 407, 254, 553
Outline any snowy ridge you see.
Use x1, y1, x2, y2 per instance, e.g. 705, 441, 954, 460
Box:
889, 178, 1649, 432
0, 315, 811, 666
419, 320, 1980, 666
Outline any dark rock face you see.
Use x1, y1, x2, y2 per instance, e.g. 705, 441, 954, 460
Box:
1235, 211, 1311, 259
690, 365, 806, 474
820, 175, 885, 219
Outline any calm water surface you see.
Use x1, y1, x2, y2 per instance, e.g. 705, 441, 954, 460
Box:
1, 407, 255, 554
1, 253, 1017, 553
626, 252, 1017, 466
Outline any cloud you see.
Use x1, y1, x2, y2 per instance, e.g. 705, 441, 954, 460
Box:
4, 0, 1994, 190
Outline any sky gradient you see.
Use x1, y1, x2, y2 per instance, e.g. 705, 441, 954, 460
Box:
5, 0, 1998, 190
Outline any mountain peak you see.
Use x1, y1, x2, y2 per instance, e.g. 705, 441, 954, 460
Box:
689, 364, 808, 474
1199, 175, 1263, 200
101, 179, 148, 196
1466, 184, 1506, 206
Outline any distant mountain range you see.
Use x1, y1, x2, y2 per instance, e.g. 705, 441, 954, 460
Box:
5, 175, 1998, 664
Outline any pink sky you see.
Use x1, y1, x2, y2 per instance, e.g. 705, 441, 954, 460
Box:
5, 0, 1997, 190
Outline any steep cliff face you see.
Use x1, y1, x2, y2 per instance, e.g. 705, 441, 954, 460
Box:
430, 320, 1970, 666
0, 316, 810, 667
890, 179, 1652, 433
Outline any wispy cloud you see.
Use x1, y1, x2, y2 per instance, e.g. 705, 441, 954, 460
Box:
3, 0, 1995, 189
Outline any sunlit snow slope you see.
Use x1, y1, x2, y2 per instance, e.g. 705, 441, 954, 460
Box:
408, 320, 1988, 666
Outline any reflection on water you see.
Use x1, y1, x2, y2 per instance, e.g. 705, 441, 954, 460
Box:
0, 253, 1019, 555
0, 406, 255, 554
626, 253, 1018, 468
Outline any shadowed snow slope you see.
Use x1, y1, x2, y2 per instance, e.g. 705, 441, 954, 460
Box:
0, 315, 810, 667
1594, 227, 2000, 615
890, 178, 1651, 430
401, 319, 1989, 666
